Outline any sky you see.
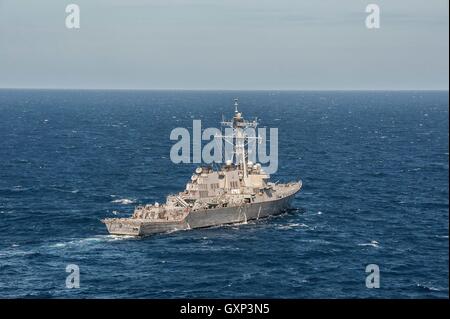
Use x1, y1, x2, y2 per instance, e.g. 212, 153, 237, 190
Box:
0, 0, 448, 90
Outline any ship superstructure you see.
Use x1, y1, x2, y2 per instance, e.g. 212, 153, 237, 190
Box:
102, 99, 302, 236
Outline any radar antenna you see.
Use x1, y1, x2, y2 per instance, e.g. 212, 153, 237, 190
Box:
216, 98, 261, 183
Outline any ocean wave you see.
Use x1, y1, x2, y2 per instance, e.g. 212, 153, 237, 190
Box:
358, 240, 380, 248
49, 235, 135, 248
276, 223, 310, 230
0, 248, 35, 258
111, 198, 135, 205
8, 185, 30, 192
416, 283, 442, 292
299, 239, 331, 245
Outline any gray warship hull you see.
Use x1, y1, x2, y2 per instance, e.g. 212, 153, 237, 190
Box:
103, 188, 299, 236
102, 102, 303, 237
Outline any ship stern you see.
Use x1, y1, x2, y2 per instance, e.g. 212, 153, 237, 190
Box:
102, 218, 142, 236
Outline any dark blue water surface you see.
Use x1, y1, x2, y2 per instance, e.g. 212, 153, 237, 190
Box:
0, 90, 448, 298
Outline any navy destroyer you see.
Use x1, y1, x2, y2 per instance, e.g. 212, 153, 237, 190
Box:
102, 100, 302, 236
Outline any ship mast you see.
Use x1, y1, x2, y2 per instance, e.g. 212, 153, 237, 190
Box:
220, 98, 259, 185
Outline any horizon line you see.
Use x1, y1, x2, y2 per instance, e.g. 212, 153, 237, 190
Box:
0, 87, 448, 92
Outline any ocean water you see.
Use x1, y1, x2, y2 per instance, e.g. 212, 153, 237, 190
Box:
0, 90, 448, 298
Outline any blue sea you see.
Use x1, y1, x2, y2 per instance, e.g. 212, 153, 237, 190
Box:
0, 90, 448, 298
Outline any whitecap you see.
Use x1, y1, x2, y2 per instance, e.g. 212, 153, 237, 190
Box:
50, 235, 135, 249
277, 223, 309, 230
417, 283, 441, 291
358, 240, 380, 248
277, 225, 292, 230
111, 198, 135, 205
50, 243, 67, 248
100, 235, 135, 241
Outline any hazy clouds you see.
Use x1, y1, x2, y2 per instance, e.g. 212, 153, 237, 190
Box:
0, 0, 448, 89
